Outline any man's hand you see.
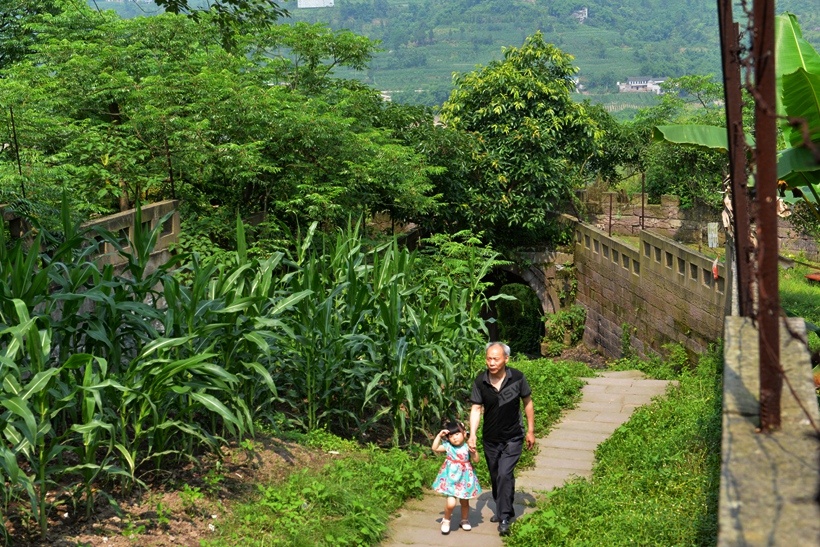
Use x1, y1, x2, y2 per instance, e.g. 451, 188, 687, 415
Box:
469, 403, 482, 453
522, 395, 535, 449
525, 430, 536, 450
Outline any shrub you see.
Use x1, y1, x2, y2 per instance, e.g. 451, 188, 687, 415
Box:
543, 305, 587, 349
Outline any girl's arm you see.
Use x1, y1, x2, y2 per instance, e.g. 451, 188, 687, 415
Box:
431, 429, 449, 453
470, 445, 480, 464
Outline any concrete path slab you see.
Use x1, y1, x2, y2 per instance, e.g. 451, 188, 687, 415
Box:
380, 371, 676, 546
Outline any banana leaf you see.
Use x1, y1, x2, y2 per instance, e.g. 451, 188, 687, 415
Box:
652, 124, 753, 151
775, 13, 820, 120
781, 68, 820, 148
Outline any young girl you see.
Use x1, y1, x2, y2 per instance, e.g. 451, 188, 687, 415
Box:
431, 419, 482, 534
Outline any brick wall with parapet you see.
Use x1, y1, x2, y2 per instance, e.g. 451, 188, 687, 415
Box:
580, 191, 819, 261
575, 221, 728, 359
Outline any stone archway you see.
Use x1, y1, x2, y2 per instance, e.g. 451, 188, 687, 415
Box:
501, 250, 574, 315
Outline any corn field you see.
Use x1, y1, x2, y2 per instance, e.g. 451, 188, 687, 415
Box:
0, 206, 493, 540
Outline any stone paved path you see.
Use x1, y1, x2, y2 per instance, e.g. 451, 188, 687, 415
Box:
380, 370, 675, 547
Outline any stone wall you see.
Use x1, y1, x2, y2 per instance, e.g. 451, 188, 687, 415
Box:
720, 317, 820, 545
82, 200, 180, 273
582, 191, 819, 261
574, 221, 727, 359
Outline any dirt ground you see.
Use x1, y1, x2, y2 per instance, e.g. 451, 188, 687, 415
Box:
558, 344, 611, 370
22, 437, 327, 547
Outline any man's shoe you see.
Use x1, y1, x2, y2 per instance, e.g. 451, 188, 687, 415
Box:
489, 515, 500, 523
497, 519, 511, 536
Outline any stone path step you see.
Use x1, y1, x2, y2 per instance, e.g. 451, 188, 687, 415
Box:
380, 370, 675, 546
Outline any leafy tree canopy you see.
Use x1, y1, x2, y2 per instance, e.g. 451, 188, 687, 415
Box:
0, 0, 61, 69
0, 4, 439, 236
154, 0, 286, 22
439, 32, 602, 245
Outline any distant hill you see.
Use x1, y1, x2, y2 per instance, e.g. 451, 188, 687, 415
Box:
89, 0, 820, 108
289, 0, 819, 106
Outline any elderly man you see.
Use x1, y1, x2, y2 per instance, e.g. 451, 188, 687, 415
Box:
468, 342, 535, 536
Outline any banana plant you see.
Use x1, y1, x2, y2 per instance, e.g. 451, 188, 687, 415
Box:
653, 13, 820, 220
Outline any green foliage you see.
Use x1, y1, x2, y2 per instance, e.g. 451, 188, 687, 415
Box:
610, 341, 691, 381
638, 75, 728, 209
180, 484, 205, 517
647, 15, 820, 217
265, 221, 491, 446
507, 344, 722, 546
203, 435, 427, 546
0, 203, 497, 539
556, 264, 578, 305
0, 4, 439, 236
780, 263, 820, 354
620, 322, 636, 358
439, 32, 603, 245
542, 305, 587, 351
496, 284, 543, 356
0, 1, 62, 69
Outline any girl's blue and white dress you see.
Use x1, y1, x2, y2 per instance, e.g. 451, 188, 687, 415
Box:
432, 442, 482, 499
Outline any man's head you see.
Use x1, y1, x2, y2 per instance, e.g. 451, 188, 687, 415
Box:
485, 342, 510, 375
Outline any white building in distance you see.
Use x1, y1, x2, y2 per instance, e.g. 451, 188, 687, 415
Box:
617, 77, 665, 94
297, 0, 335, 7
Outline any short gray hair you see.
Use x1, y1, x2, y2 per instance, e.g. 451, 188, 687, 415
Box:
485, 342, 510, 357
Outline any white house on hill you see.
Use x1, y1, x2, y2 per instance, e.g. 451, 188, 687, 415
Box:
297, 0, 335, 7
618, 77, 665, 94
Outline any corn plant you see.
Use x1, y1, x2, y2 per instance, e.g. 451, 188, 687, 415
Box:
0, 302, 69, 537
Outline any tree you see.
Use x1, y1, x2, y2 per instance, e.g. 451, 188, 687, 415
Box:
0, 5, 439, 234
636, 75, 729, 208
153, 0, 287, 25
0, 0, 61, 69
439, 32, 601, 246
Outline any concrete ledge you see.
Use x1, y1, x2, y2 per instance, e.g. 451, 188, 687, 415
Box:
720, 317, 820, 546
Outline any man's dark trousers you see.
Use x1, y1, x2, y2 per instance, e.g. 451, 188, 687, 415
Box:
483, 436, 523, 521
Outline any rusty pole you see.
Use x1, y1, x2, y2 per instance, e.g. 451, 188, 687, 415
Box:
717, 0, 753, 317
641, 172, 645, 229
608, 192, 613, 236
752, 0, 781, 431
9, 106, 25, 198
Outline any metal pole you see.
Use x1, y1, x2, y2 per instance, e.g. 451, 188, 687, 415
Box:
164, 134, 176, 200
717, 0, 753, 317
641, 172, 645, 229
9, 106, 25, 199
752, 0, 781, 431
608, 193, 613, 236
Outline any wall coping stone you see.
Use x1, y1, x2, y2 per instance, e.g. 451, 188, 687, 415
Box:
720, 316, 820, 545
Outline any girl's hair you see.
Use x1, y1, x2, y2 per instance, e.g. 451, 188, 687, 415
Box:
444, 419, 466, 435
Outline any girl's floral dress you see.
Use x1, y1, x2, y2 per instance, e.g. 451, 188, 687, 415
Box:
432, 442, 482, 499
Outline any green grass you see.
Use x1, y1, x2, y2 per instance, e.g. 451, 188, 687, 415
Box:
506, 344, 723, 546
203, 430, 429, 547
780, 262, 820, 353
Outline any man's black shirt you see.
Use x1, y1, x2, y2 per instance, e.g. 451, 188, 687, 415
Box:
470, 367, 532, 443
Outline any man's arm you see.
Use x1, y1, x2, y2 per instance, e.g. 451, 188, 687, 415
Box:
522, 395, 535, 450
468, 403, 482, 453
